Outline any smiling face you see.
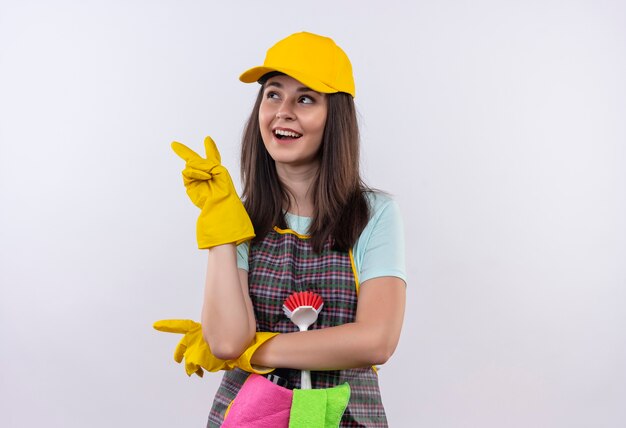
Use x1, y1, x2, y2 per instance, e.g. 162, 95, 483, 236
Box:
259, 74, 328, 170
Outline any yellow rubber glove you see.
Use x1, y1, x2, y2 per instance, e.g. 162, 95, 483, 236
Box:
171, 136, 255, 249
153, 319, 278, 377
153, 319, 231, 376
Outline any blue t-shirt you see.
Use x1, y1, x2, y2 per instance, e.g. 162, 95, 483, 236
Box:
237, 192, 406, 286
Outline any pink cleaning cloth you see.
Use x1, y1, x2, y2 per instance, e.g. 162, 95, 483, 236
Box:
222, 374, 293, 427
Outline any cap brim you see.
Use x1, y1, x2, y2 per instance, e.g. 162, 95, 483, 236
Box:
239, 66, 338, 94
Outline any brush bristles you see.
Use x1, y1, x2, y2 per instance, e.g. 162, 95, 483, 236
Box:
283, 291, 324, 312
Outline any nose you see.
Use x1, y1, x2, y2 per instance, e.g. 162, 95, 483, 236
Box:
276, 101, 295, 120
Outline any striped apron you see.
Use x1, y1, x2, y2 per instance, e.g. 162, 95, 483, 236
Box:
207, 226, 388, 427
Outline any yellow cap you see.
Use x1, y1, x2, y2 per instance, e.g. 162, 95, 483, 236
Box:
239, 32, 355, 97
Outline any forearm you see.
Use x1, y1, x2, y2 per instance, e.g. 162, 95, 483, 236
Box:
251, 277, 405, 371
201, 244, 255, 359
250, 321, 398, 371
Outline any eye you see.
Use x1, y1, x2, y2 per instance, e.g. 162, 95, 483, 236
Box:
298, 95, 314, 104
265, 91, 280, 100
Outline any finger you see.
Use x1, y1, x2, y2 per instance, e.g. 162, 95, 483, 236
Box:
153, 319, 199, 334
171, 142, 202, 162
203, 136, 222, 165
173, 343, 186, 363
181, 165, 214, 181
186, 360, 200, 377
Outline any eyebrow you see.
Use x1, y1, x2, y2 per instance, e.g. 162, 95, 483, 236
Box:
266, 81, 321, 95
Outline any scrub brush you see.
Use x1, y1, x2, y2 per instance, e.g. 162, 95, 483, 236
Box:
282, 291, 324, 389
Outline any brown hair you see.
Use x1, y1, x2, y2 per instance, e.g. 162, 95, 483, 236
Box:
240, 82, 370, 253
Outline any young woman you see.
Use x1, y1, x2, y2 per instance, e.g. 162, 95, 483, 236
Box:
164, 31, 406, 427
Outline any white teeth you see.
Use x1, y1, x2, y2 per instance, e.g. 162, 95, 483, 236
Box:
274, 129, 302, 138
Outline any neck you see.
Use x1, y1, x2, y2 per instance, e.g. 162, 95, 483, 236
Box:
275, 162, 318, 217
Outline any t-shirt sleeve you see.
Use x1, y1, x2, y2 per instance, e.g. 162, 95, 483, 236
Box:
355, 194, 407, 285
237, 241, 250, 271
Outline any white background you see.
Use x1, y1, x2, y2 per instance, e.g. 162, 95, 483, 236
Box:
1, 0, 625, 427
